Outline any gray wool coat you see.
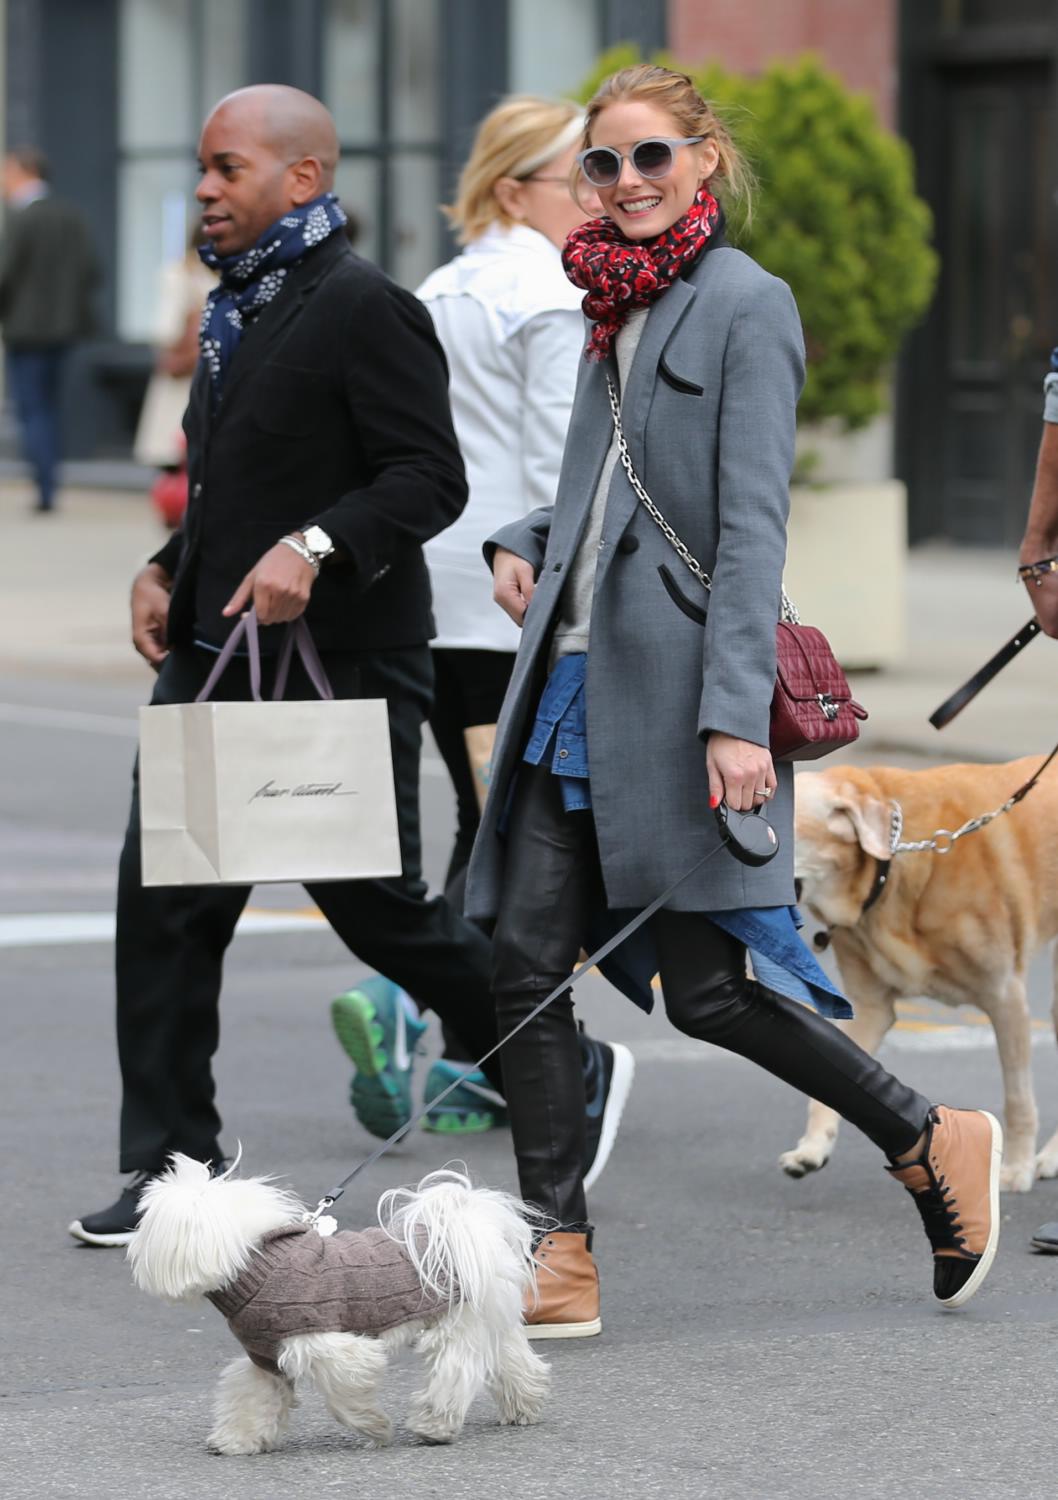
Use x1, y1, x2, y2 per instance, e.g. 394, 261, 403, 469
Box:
464, 246, 806, 919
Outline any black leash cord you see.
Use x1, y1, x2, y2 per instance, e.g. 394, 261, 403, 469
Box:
309, 843, 724, 1219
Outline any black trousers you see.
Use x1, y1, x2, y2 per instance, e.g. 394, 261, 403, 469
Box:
425, 646, 515, 1061
491, 763, 932, 1228
427, 647, 516, 901
116, 642, 500, 1173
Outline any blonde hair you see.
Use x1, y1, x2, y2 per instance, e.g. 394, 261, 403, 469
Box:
583, 63, 754, 216
445, 95, 584, 244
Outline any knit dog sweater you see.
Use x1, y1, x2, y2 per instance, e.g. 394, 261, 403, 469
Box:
206, 1223, 449, 1374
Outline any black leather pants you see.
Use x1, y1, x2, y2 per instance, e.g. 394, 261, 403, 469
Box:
491, 763, 932, 1228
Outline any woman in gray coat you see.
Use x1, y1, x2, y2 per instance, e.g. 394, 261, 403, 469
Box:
466, 65, 1002, 1338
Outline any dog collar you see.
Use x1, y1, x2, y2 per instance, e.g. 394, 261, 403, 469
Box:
813, 801, 902, 951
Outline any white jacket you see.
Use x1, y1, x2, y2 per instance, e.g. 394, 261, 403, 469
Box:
417, 224, 585, 651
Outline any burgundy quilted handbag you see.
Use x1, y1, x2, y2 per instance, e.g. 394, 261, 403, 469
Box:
605, 376, 868, 763
770, 618, 867, 762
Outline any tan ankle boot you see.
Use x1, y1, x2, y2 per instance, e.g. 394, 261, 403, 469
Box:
525, 1231, 601, 1339
887, 1105, 1003, 1308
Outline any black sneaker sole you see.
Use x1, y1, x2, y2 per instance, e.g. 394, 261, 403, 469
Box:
67, 1219, 137, 1247
583, 1043, 635, 1193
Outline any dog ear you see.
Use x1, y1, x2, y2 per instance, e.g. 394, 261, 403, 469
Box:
826, 793, 891, 860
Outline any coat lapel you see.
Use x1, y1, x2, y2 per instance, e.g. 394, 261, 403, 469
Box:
210, 236, 347, 423
217, 282, 311, 410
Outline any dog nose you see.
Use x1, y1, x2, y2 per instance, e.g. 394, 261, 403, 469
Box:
794, 878, 803, 902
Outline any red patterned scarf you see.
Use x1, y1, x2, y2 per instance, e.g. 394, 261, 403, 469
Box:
562, 185, 722, 362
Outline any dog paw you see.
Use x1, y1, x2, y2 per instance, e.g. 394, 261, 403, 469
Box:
407, 1409, 459, 1445
358, 1415, 394, 1448
1035, 1144, 1058, 1180
499, 1407, 543, 1427
779, 1142, 832, 1178
206, 1433, 269, 1456
1000, 1160, 1035, 1193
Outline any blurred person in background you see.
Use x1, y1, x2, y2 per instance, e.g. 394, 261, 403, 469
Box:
1018, 345, 1058, 1257
134, 221, 217, 528
330, 97, 635, 1166
0, 145, 99, 513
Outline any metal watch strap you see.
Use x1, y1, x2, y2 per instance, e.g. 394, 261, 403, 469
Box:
278, 534, 320, 575
604, 375, 800, 626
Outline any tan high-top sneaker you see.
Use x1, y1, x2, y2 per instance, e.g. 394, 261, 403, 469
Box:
525, 1231, 601, 1339
887, 1105, 1003, 1309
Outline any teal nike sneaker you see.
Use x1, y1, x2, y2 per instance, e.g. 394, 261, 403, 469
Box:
422, 1059, 508, 1134
330, 977, 428, 1140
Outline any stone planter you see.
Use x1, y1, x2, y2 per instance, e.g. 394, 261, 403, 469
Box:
784, 479, 907, 671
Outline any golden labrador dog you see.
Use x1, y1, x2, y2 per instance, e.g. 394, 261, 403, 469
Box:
789, 757, 1058, 1192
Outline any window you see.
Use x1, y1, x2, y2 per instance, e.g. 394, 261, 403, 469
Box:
323, 0, 444, 290
508, 0, 600, 98
117, 0, 247, 340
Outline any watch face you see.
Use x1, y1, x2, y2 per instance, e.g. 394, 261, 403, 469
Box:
303, 525, 333, 555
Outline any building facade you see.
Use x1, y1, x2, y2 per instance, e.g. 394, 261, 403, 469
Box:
4, 0, 1056, 547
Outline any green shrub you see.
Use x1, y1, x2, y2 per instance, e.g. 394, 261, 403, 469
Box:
578, 52, 938, 430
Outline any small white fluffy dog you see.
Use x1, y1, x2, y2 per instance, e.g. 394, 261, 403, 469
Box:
128, 1156, 550, 1451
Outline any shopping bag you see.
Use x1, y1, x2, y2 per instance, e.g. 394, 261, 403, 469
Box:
139, 613, 402, 886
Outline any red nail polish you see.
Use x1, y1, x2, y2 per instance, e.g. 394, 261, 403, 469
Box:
709, 794, 719, 809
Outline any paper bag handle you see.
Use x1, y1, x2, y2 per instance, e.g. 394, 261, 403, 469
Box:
195, 610, 263, 702
272, 618, 335, 701
194, 611, 335, 705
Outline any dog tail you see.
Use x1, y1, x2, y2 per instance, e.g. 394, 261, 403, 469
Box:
377, 1165, 543, 1323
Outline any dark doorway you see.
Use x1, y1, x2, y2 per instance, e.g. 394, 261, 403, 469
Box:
931, 64, 1054, 543
900, 3, 1058, 544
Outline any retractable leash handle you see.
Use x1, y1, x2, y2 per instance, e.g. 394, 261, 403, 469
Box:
713, 802, 780, 867
307, 812, 781, 1223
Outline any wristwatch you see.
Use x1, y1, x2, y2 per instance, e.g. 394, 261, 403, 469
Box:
301, 525, 336, 565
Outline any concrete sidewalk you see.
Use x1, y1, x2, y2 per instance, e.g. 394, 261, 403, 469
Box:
0, 478, 160, 684
2, 479, 1055, 763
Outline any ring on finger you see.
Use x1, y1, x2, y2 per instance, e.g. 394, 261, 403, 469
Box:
755, 786, 775, 800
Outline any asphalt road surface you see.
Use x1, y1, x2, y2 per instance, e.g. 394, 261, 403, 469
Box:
3, 668, 1058, 1500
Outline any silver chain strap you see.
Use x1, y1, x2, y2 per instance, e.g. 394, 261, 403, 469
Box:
605, 376, 801, 625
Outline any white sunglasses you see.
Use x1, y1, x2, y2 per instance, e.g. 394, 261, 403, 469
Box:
576, 136, 704, 188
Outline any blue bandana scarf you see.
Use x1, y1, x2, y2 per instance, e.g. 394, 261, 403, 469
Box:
198, 192, 347, 401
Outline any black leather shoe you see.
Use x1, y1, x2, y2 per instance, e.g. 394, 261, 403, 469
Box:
1031, 1222, 1058, 1253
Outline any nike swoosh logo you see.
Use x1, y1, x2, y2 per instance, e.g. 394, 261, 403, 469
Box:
452, 1077, 506, 1109
584, 1074, 604, 1119
392, 999, 411, 1072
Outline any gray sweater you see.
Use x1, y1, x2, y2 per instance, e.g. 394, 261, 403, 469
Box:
207, 1223, 449, 1374
550, 307, 648, 662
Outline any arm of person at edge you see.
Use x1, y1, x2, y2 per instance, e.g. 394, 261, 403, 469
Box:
699, 276, 806, 812
489, 309, 584, 625
1019, 370, 1058, 637
222, 278, 470, 630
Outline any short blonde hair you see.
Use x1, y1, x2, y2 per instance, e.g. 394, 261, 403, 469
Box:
445, 95, 583, 244
584, 63, 754, 216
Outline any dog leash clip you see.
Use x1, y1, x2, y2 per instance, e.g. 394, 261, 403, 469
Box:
304, 1197, 338, 1237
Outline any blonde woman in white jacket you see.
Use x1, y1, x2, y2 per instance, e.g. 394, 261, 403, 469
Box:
419, 97, 602, 909
332, 99, 634, 1160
